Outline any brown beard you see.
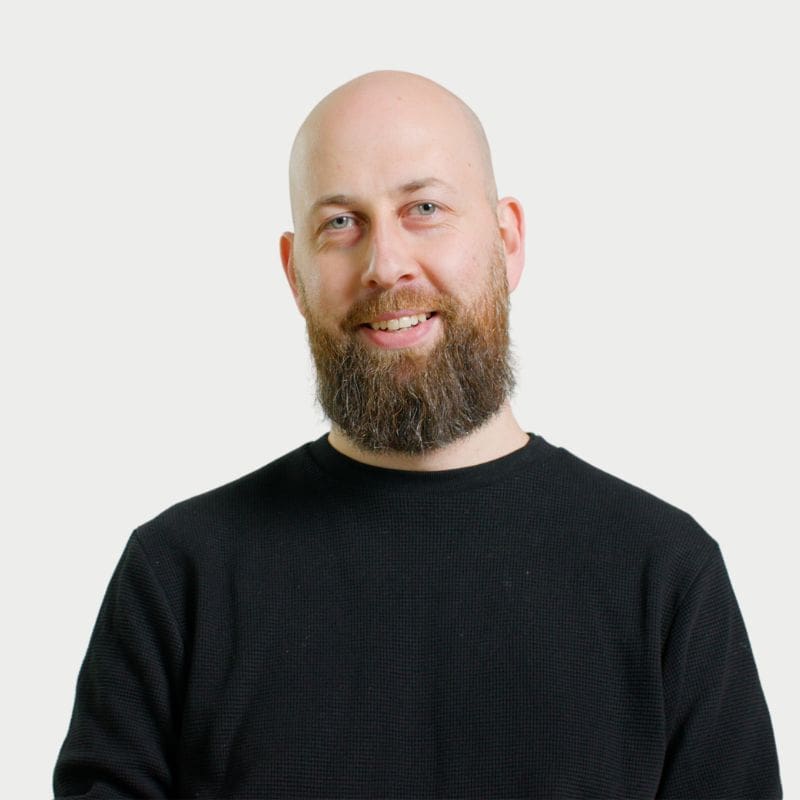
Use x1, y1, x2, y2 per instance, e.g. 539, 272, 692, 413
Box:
300, 242, 516, 454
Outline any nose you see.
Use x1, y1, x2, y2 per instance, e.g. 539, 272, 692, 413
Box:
361, 218, 421, 290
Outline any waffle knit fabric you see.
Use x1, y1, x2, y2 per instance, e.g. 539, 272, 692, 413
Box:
54, 433, 781, 799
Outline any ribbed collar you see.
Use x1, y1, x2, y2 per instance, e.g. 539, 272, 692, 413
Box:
304, 431, 555, 493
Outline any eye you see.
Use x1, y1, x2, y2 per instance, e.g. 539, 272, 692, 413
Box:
326, 215, 355, 230
412, 202, 439, 216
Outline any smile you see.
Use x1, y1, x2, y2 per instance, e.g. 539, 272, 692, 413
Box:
367, 312, 433, 332
358, 311, 439, 350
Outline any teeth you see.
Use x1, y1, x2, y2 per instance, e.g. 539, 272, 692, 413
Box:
369, 313, 432, 331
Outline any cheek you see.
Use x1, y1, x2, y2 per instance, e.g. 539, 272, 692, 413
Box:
420, 235, 489, 291
301, 265, 359, 322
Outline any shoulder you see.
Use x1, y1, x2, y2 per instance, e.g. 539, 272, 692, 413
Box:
131, 439, 317, 564
537, 438, 719, 571
526, 439, 726, 626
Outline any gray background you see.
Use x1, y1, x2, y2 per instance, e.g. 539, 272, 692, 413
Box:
1, 1, 796, 795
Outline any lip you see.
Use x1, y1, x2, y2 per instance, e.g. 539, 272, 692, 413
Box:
363, 309, 434, 324
359, 312, 439, 350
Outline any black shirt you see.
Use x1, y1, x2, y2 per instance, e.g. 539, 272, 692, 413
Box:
54, 433, 782, 798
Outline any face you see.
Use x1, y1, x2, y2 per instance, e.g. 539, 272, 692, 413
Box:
281, 76, 525, 453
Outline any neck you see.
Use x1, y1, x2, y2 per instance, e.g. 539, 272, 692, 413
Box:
326, 402, 529, 472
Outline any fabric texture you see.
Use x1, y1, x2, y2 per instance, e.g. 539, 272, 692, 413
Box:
54, 433, 782, 798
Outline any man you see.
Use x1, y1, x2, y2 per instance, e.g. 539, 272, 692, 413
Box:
54, 71, 781, 798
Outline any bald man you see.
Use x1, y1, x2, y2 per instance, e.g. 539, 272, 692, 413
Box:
54, 71, 781, 799
282, 70, 524, 467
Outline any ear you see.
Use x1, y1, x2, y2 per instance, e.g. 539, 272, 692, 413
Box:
279, 231, 306, 317
496, 197, 525, 293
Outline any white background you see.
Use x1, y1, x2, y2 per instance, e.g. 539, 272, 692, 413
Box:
1, 2, 797, 796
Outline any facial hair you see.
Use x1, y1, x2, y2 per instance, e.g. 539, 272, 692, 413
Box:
300, 242, 516, 454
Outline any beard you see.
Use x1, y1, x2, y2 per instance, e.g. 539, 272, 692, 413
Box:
300, 241, 516, 454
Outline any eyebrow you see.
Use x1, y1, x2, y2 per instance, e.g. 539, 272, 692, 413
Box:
397, 176, 455, 194
308, 177, 455, 218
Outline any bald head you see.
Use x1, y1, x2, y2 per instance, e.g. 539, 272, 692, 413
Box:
288, 71, 498, 231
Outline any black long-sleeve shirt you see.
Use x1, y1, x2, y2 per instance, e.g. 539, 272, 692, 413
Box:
54, 433, 782, 798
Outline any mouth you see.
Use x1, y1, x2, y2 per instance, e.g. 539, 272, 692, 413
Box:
357, 311, 440, 350
360, 311, 436, 333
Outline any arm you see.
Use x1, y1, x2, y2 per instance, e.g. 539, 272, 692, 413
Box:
53, 532, 184, 798
657, 543, 781, 799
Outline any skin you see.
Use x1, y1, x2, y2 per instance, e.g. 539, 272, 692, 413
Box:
280, 70, 528, 471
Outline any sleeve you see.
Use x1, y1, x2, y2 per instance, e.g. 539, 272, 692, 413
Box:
657, 542, 782, 799
53, 531, 185, 799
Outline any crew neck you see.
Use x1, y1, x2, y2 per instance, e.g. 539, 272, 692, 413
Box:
304, 431, 555, 493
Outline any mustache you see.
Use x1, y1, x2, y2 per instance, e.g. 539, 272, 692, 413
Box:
342, 288, 460, 329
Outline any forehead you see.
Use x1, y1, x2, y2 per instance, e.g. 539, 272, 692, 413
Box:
291, 95, 488, 221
